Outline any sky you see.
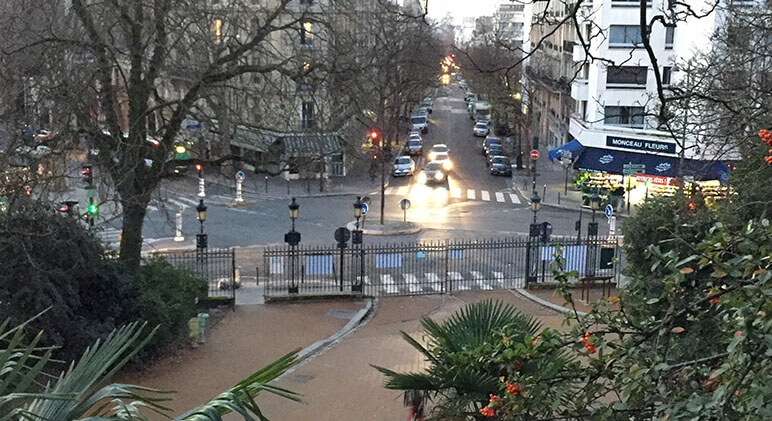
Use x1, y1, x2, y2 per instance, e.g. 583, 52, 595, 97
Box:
425, 0, 498, 24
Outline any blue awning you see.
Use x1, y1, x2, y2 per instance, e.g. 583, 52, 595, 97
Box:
574, 147, 727, 181
548, 140, 584, 162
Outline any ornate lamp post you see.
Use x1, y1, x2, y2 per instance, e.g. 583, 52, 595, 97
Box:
285, 198, 301, 293
530, 191, 541, 225
587, 191, 602, 276
196, 199, 208, 250
525, 191, 542, 287
352, 197, 364, 292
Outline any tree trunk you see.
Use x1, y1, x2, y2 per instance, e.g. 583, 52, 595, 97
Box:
119, 199, 149, 269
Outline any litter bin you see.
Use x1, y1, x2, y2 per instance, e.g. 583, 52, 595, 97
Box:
188, 318, 199, 348
197, 313, 209, 344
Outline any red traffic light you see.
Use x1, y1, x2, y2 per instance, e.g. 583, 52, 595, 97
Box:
81, 166, 91, 176
194, 163, 203, 172
59, 204, 70, 212
369, 130, 379, 140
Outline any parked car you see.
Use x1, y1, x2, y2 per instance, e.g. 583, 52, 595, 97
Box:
392, 156, 415, 177
428, 144, 449, 161
422, 98, 433, 113
485, 144, 503, 164
474, 122, 489, 137
418, 161, 446, 184
405, 138, 423, 155
482, 137, 501, 155
410, 115, 428, 134
489, 156, 512, 176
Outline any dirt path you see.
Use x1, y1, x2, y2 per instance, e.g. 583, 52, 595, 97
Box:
118, 300, 366, 419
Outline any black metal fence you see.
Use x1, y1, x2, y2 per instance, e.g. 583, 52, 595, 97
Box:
263, 237, 623, 297
152, 248, 236, 306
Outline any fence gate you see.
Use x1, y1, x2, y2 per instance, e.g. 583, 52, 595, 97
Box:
263, 237, 623, 298
154, 248, 236, 307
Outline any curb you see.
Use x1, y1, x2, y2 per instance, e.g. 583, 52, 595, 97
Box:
294, 298, 374, 364
511, 288, 587, 317
345, 220, 422, 236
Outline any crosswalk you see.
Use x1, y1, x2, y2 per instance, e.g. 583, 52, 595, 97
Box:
358, 271, 526, 295
385, 185, 521, 204
149, 194, 236, 213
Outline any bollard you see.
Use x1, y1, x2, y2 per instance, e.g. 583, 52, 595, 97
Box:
188, 318, 199, 348
235, 179, 244, 202
265, 176, 268, 193
286, 178, 290, 195
198, 177, 206, 198
235, 266, 241, 288
558, 192, 561, 205
197, 313, 209, 344
174, 210, 184, 242
543, 184, 547, 202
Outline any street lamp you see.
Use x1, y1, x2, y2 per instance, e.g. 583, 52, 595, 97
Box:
352, 196, 364, 293
589, 191, 601, 222
285, 198, 301, 294
353, 196, 363, 230
196, 199, 208, 250
530, 191, 541, 225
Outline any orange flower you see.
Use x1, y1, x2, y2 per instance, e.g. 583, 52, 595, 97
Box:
480, 406, 495, 417
580, 332, 596, 354
531, 336, 540, 346
506, 382, 520, 395
502, 336, 510, 346
489, 394, 500, 404
707, 290, 720, 304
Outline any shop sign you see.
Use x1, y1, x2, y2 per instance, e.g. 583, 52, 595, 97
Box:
606, 136, 676, 155
635, 174, 676, 186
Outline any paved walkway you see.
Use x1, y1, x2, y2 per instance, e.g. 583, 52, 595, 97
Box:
257, 290, 566, 420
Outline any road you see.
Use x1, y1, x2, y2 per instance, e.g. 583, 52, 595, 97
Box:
94, 86, 608, 250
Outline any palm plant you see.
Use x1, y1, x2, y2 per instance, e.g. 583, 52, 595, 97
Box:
0, 314, 299, 421
373, 300, 552, 419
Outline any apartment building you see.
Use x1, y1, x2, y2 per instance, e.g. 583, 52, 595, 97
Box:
493, 2, 527, 48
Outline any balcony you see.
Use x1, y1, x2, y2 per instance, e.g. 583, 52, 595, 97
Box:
571, 79, 589, 101
572, 44, 587, 62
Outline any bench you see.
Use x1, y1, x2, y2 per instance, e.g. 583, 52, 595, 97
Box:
578, 276, 614, 302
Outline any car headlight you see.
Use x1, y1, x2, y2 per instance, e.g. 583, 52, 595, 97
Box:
434, 171, 443, 181
443, 160, 452, 170
418, 172, 427, 184
429, 152, 436, 160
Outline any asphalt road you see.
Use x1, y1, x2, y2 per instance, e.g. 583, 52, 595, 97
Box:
116, 86, 608, 249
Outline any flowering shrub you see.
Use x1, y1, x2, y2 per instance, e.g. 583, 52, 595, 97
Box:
760, 129, 772, 164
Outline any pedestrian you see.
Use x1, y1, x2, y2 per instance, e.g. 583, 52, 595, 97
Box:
404, 389, 425, 421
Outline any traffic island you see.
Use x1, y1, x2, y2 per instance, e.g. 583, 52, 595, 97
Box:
345, 220, 421, 236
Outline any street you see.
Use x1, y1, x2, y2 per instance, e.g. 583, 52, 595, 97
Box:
97, 86, 609, 251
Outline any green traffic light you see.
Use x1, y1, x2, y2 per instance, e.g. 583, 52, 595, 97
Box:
88, 203, 98, 214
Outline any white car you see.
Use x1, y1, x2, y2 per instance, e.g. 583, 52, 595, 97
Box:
418, 161, 446, 184
410, 115, 428, 134
474, 122, 489, 137
432, 152, 452, 171
392, 156, 415, 177
428, 144, 449, 161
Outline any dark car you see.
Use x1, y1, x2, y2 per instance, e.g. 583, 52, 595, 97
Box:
489, 156, 512, 176
485, 145, 503, 165
482, 137, 501, 155
406, 139, 423, 155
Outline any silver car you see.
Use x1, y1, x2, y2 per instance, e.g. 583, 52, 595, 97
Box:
392, 156, 415, 177
474, 122, 489, 137
418, 161, 446, 184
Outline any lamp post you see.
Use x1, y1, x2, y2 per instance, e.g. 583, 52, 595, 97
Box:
352, 197, 364, 292
196, 199, 208, 278
525, 191, 542, 287
587, 191, 601, 276
530, 191, 541, 225
284, 198, 301, 294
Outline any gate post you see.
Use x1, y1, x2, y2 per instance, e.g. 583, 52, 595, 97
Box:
444, 241, 450, 293
231, 249, 236, 311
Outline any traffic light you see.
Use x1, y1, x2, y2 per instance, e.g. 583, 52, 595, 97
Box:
369, 130, 380, 148
81, 165, 93, 186
370, 145, 378, 160
59, 201, 80, 216
87, 197, 98, 223
194, 163, 203, 177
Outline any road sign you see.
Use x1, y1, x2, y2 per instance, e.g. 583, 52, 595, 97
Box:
530, 149, 540, 160
334, 227, 351, 244
623, 163, 645, 176
605, 204, 613, 218
415, 251, 427, 259
361, 203, 369, 216
399, 198, 411, 210
235, 171, 245, 181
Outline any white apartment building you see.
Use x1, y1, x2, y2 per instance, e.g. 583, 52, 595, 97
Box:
493, 2, 527, 48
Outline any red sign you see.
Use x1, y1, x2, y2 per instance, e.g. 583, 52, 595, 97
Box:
635, 174, 676, 186
530, 149, 540, 160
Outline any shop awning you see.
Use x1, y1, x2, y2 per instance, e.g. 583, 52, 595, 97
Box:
548, 140, 584, 162
280, 133, 343, 158
574, 147, 728, 181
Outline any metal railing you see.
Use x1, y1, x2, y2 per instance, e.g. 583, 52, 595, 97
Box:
263, 237, 623, 297
152, 248, 236, 307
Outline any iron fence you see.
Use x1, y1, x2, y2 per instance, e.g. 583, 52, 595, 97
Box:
151, 248, 236, 306
263, 237, 623, 297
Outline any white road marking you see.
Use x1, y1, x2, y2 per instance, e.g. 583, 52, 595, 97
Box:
425, 273, 443, 292
381, 274, 399, 294
167, 198, 188, 209
451, 188, 462, 198
147, 205, 159, 212
467, 189, 475, 200
481, 191, 490, 201
175, 197, 200, 206
396, 186, 409, 196
496, 192, 505, 202
403, 274, 422, 293
509, 193, 521, 204
385, 187, 396, 195
470, 271, 493, 290
448, 272, 469, 291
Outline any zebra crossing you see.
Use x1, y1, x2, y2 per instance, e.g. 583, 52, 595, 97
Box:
384, 185, 521, 204
148, 194, 236, 213
359, 271, 526, 295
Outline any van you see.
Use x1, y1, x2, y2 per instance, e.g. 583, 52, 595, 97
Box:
410, 115, 428, 134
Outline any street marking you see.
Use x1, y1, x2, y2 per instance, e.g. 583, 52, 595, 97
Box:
425, 273, 443, 292
451, 188, 462, 198
175, 197, 200, 206
448, 272, 470, 291
167, 198, 188, 209
509, 193, 521, 204
495, 192, 505, 202
147, 205, 159, 212
470, 271, 493, 290
381, 274, 399, 294
481, 191, 490, 201
403, 274, 422, 293
385, 187, 396, 195
467, 189, 475, 200
396, 186, 409, 196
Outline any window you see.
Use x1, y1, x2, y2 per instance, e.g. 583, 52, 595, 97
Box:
609, 25, 642, 47
662, 66, 672, 85
213, 18, 222, 44
611, 0, 651, 6
301, 102, 314, 129
604, 106, 645, 128
665, 25, 675, 49
300, 21, 313, 45
606, 66, 647, 87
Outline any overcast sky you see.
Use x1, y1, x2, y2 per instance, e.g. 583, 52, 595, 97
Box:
425, 0, 498, 23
